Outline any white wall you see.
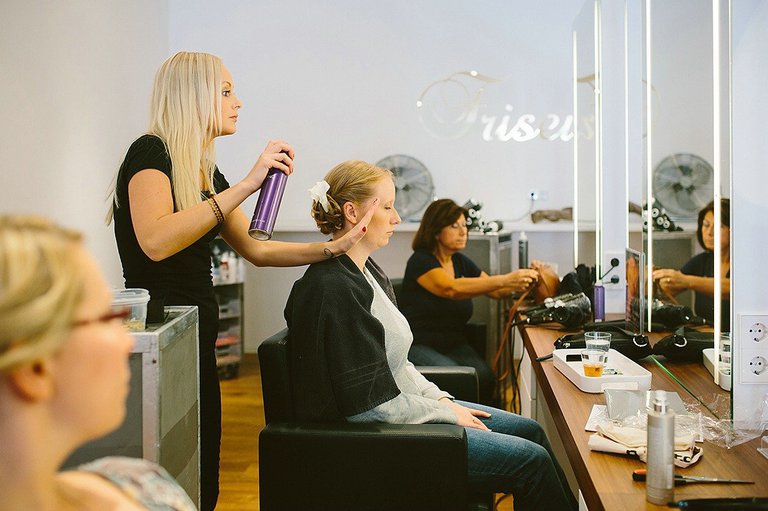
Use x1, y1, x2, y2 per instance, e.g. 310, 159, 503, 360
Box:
168, 0, 583, 226
166, 0, 584, 348
731, 0, 768, 424
0, 0, 169, 286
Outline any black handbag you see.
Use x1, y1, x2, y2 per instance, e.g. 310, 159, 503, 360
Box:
651, 326, 714, 361
553, 320, 652, 361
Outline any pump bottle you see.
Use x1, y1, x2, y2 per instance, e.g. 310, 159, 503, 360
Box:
646, 390, 675, 505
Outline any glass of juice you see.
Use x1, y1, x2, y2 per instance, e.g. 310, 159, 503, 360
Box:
581, 349, 607, 377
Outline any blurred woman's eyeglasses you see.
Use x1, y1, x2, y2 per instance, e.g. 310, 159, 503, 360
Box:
72, 308, 131, 328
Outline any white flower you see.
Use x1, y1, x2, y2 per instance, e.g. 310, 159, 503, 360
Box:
308, 180, 331, 213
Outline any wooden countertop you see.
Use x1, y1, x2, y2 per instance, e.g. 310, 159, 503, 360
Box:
521, 325, 768, 511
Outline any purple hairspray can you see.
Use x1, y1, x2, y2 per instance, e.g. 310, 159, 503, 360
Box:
248, 169, 287, 240
592, 282, 605, 322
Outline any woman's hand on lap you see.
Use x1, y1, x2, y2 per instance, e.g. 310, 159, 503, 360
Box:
442, 399, 491, 431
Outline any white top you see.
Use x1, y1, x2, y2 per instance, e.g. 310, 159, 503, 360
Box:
346, 269, 457, 425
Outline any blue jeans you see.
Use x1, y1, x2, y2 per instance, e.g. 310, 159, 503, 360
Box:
456, 400, 578, 511
409, 343, 496, 405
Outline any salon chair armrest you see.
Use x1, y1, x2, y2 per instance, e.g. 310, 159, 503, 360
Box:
259, 422, 472, 511
417, 366, 479, 403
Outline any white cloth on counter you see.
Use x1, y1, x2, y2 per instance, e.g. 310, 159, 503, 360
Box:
588, 423, 703, 468
596, 422, 695, 450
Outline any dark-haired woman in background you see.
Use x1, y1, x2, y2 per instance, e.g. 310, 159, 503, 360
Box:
398, 199, 539, 404
653, 198, 730, 330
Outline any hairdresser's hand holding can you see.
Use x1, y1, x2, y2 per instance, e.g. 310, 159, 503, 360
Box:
247, 141, 293, 240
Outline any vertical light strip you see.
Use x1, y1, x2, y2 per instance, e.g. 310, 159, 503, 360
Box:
712, 0, 722, 385
624, 0, 630, 250
573, 30, 580, 269
727, 0, 733, 401
645, 0, 654, 330
595, 0, 603, 281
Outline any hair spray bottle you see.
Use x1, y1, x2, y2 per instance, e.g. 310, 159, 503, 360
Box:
646, 390, 675, 505
248, 168, 288, 240
518, 231, 528, 268
592, 282, 605, 322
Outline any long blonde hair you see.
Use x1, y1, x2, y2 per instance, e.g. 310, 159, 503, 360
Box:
107, 51, 223, 221
0, 215, 87, 373
311, 160, 393, 235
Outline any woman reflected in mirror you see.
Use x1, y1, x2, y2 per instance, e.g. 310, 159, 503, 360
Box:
652, 198, 730, 330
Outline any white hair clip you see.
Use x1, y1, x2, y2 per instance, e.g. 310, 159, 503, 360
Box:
308, 180, 331, 213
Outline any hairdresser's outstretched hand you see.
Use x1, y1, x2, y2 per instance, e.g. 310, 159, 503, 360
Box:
503, 269, 540, 292
242, 139, 295, 193
441, 399, 491, 431
653, 268, 689, 295
327, 198, 379, 256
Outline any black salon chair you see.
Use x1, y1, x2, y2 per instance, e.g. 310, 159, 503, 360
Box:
258, 329, 495, 511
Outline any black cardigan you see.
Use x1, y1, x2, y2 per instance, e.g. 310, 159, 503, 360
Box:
284, 255, 401, 421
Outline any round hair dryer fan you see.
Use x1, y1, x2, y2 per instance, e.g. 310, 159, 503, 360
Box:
652, 153, 713, 222
375, 154, 435, 220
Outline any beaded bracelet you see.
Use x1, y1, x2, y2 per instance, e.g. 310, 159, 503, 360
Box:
207, 196, 224, 224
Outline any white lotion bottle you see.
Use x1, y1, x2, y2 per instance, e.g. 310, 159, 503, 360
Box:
646, 390, 675, 505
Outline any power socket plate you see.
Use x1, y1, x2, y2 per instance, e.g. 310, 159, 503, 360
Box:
602, 251, 625, 290
738, 314, 768, 384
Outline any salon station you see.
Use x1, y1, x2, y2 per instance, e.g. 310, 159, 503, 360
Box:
4, 1, 768, 510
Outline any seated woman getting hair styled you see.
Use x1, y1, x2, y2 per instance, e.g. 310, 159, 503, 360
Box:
399, 198, 540, 405
284, 162, 577, 511
0, 215, 195, 511
652, 198, 730, 330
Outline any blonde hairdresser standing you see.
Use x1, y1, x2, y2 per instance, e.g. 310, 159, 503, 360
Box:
107, 51, 372, 510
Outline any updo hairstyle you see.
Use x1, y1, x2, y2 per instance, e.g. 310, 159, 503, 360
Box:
311, 160, 393, 235
0, 215, 87, 373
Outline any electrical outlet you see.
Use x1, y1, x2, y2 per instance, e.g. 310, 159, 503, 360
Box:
748, 323, 768, 342
740, 350, 768, 383
738, 314, 768, 384
749, 356, 767, 375
602, 251, 625, 289
740, 314, 768, 344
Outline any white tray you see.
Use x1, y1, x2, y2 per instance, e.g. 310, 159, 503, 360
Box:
702, 348, 732, 391
552, 348, 652, 393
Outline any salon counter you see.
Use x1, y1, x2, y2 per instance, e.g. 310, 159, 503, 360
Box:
519, 325, 768, 511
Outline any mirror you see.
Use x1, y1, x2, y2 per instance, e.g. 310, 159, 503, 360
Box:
573, 0, 601, 272
636, 0, 731, 398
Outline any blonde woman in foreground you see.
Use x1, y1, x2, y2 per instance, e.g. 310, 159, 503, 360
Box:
0, 214, 195, 510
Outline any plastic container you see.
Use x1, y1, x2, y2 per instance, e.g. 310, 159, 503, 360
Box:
112, 288, 150, 331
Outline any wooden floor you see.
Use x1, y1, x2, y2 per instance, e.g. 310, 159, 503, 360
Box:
217, 354, 513, 510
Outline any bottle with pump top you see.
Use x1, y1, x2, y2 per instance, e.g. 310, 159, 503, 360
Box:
249, 159, 288, 241
646, 390, 675, 505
